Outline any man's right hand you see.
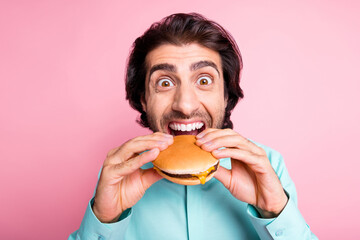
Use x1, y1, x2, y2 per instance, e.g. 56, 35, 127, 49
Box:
92, 132, 173, 223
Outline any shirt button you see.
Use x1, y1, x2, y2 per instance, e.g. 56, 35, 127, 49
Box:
275, 229, 283, 237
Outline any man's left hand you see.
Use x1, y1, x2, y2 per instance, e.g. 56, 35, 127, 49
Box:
196, 128, 288, 218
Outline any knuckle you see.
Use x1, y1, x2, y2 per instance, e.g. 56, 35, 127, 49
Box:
118, 159, 135, 170
114, 161, 125, 170
103, 154, 113, 165
244, 137, 251, 144
224, 128, 232, 132
107, 138, 135, 158
106, 146, 119, 157
106, 149, 117, 158
152, 132, 165, 138
123, 138, 134, 147
119, 138, 138, 153
256, 146, 266, 156
260, 148, 266, 155
101, 163, 113, 174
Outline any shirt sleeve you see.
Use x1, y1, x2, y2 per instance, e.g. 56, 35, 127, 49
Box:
68, 198, 133, 240
247, 192, 318, 240
246, 144, 318, 239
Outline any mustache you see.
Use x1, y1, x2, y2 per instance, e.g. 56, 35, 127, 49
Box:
160, 110, 212, 125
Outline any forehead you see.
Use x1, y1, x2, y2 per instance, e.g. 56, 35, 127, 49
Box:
145, 43, 222, 71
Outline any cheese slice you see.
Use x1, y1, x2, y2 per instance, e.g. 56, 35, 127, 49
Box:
192, 166, 215, 184
154, 165, 216, 185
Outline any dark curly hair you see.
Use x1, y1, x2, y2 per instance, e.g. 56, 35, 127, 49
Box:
125, 13, 244, 129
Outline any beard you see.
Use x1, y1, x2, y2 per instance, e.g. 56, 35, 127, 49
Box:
146, 109, 225, 133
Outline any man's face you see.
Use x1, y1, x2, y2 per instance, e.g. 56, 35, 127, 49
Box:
141, 43, 227, 136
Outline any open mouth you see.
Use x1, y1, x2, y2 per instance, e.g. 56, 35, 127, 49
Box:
168, 121, 206, 136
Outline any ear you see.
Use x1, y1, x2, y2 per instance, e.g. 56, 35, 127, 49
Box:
140, 95, 147, 112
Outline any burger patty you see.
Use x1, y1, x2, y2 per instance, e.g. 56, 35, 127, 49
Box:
159, 162, 219, 179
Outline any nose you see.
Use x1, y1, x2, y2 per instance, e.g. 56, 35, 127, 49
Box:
172, 84, 200, 117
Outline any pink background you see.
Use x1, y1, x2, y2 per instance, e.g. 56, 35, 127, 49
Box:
1, 0, 359, 239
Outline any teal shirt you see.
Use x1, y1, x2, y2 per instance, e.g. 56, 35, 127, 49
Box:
69, 143, 318, 239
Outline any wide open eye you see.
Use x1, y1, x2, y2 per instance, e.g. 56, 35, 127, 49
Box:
157, 78, 174, 87
196, 76, 213, 86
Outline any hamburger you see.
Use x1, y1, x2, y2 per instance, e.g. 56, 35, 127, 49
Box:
153, 135, 219, 185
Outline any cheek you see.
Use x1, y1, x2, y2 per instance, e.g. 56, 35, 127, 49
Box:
200, 91, 226, 110
146, 94, 172, 118
199, 91, 226, 127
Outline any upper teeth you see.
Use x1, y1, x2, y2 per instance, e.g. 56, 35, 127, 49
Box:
169, 122, 204, 132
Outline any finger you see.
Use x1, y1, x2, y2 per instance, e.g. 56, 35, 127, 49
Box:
134, 132, 173, 143
108, 132, 173, 156
140, 168, 163, 190
196, 128, 236, 146
198, 134, 244, 152
197, 130, 262, 154
110, 148, 160, 178
107, 137, 173, 164
212, 148, 269, 173
196, 128, 218, 139
107, 132, 172, 157
214, 166, 232, 190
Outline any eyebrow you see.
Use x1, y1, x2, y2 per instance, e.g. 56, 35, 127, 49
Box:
190, 60, 220, 76
148, 60, 220, 80
149, 63, 177, 79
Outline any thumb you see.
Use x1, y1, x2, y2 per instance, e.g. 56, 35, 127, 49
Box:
214, 166, 232, 190
141, 168, 163, 190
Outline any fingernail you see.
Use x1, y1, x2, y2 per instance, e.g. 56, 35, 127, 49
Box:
149, 148, 158, 153
197, 132, 205, 139
203, 141, 212, 147
196, 138, 204, 144
213, 149, 220, 154
164, 137, 174, 144
157, 141, 166, 145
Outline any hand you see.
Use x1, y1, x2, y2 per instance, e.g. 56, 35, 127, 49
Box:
92, 132, 173, 223
196, 128, 288, 218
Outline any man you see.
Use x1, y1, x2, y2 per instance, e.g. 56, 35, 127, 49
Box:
69, 13, 317, 239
